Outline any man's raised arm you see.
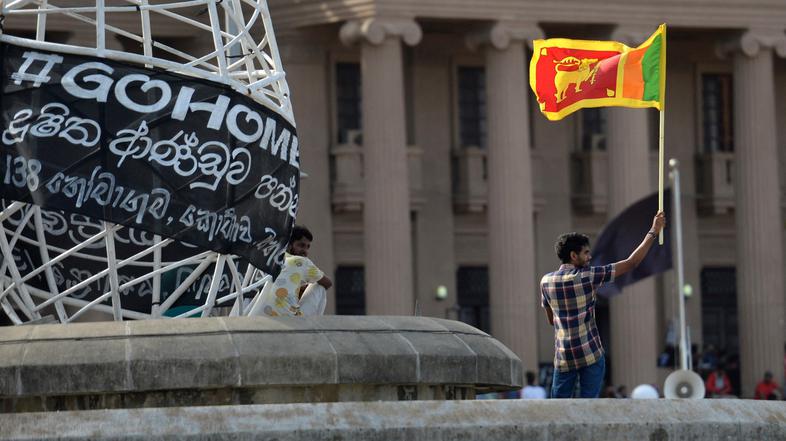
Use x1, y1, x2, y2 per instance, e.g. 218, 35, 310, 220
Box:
613, 211, 666, 277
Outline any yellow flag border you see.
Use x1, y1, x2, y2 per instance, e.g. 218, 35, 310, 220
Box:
535, 97, 662, 121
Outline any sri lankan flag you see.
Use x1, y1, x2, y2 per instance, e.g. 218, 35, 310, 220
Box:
530, 24, 666, 121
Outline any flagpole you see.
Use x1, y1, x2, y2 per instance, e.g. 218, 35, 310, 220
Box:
669, 159, 688, 371
657, 24, 667, 245
658, 108, 665, 245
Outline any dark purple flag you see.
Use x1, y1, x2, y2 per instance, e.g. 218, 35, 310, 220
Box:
591, 189, 672, 297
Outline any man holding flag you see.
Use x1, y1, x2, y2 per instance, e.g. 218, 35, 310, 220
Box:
541, 211, 665, 398
530, 24, 669, 395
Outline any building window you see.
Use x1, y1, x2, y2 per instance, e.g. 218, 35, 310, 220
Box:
701, 73, 734, 152
335, 266, 365, 315
700, 267, 739, 396
579, 108, 606, 151
336, 63, 362, 144
404, 46, 416, 146
456, 266, 490, 333
457, 66, 487, 148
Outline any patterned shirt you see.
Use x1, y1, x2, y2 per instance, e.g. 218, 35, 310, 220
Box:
260, 253, 324, 317
540, 263, 615, 372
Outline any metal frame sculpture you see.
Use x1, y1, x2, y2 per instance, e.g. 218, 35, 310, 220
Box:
0, 0, 296, 324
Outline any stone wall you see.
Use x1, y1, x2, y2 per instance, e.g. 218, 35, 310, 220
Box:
1, 399, 785, 440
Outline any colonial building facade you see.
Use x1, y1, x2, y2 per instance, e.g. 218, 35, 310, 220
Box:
271, 1, 786, 398
4, 1, 785, 398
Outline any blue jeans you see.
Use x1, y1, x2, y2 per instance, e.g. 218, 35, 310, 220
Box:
551, 355, 605, 398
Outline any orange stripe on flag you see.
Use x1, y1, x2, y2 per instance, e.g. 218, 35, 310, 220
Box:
622, 47, 647, 99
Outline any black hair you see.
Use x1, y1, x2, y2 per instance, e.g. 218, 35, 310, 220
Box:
290, 225, 313, 242
525, 371, 536, 385
555, 232, 590, 263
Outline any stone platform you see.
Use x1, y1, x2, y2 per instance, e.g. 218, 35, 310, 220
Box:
0, 316, 521, 412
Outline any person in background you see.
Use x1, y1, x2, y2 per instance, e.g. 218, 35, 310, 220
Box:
754, 371, 781, 400
698, 344, 718, 377
705, 365, 733, 398
521, 371, 547, 399
601, 385, 618, 398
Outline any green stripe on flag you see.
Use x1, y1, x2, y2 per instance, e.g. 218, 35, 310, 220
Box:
641, 35, 662, 101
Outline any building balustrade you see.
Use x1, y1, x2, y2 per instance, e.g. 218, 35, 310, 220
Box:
531, 151, 545, 211
571, 150, 608, 214
695, 151, 735, 214
330, 130, 425, 212
452, 146, 487, 213
571, 149, 739, 216
571, 149, 680, 215
451, 147, 544, 214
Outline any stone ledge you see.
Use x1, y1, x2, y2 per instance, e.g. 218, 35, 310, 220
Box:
1, 399, 784, 440
0, 316, 521, 411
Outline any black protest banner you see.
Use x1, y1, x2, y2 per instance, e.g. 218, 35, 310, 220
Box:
0, 41, 299, 286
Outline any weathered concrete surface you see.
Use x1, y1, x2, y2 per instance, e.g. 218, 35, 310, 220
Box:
0, 316, 521, 412
1, 399, 784, 440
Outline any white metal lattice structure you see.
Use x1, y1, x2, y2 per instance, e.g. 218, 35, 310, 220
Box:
1, 0, 293, 125
0, 200, 278, 323
0, 0, 293, 324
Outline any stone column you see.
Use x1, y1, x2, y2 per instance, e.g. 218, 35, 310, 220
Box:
340, 19, 422, 315
606, 27, 659, 391
467, 22, 542, 372
722, 29, 786, 397
412, 44, 458, 318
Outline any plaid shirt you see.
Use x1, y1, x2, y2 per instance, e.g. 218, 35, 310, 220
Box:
540, 263, 615, 372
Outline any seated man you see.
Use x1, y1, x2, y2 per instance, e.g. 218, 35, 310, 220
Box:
259, 225, 332, 317
754, 371, 781, 400
705, 365, 733, 398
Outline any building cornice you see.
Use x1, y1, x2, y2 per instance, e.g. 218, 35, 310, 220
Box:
717, 28, 786, 58
339, 17, 422, 46
611, 26, 661, 47
466, 21, 543, 51
269, 0, 786, 32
